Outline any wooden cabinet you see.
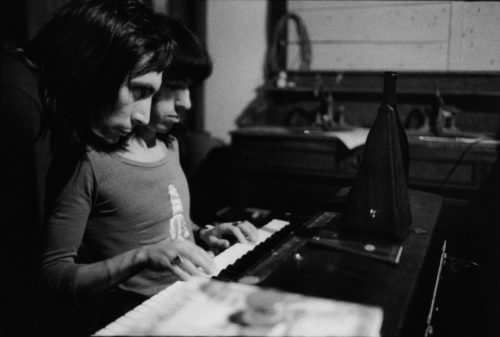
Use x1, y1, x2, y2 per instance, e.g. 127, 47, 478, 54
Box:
409, 136, 497, 194
229, 126, 498, 213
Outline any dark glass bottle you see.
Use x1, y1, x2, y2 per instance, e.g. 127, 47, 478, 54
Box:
340, 71, 412, 241
381, 72, 409, 181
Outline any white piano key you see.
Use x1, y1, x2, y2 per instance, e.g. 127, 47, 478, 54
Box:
261, 219, 290, 233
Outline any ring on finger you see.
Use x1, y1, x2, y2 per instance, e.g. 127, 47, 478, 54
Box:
171, 255, 183, 266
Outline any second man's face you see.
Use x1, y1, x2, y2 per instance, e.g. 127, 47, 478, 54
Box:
149, 84, 192, 135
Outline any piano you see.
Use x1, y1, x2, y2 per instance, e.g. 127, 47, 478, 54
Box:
212, 218, 293, 277
95, 190, 444, 337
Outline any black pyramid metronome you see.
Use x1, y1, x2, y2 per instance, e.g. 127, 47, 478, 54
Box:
340, 71, 412, 241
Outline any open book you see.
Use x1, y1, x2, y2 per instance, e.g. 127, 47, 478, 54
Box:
95, 278, 383, 336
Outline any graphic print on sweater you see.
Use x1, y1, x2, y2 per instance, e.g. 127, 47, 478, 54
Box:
168, 184, 190, 240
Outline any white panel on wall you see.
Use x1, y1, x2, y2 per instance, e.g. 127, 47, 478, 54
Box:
288, 40, 449, 71
459, 2, 500, 71
288, 1, 500, 72
288, 1, 451, 71
290, 1, 450, 41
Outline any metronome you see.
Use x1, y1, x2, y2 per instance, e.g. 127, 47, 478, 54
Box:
339, 71, 412, 241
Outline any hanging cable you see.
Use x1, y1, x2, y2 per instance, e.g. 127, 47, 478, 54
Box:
438, 138, 489, 191
266, 12, 312, 76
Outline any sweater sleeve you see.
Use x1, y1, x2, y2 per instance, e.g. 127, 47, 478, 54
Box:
40, 155, 95, 303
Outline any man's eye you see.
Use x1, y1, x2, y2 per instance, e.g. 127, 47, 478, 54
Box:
131, 87, 153, 100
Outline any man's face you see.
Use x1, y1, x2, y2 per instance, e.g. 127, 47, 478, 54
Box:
91, 71, 163, 144
148, 84, 192, 135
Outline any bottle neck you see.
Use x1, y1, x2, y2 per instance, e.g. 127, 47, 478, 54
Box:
382, 72, 397, 107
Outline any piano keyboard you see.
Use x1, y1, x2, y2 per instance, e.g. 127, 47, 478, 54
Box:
211, 219, 290, 275
94, 218, 290, 336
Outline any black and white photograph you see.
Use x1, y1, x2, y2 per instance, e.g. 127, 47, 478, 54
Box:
2, 1, 500, 336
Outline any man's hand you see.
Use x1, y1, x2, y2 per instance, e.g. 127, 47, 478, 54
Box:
142, 239, 217, 280
199, 220, 259, 251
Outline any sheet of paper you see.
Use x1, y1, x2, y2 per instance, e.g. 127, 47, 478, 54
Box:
327, 127, 370, 150
94, 278, 383, 337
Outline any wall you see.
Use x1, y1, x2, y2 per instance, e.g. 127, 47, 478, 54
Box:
204, 1, 500, 142
287, 1, 500, 71
205, 0, 268, 143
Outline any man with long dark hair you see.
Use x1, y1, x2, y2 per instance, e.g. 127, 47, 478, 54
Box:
2, 1, 175, 335
31, 4, 257, 336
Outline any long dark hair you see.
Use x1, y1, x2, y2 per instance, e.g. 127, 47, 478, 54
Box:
24, 0, 174, 154
160, 16, 213, 88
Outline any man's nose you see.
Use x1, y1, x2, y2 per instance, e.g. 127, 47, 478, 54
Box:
132, 101, 152, 126
175, 89, 191, 111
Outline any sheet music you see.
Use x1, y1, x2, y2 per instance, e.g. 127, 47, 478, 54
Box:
94, 278, 383, 336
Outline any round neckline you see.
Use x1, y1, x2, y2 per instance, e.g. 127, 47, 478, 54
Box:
112, 152, 169, 167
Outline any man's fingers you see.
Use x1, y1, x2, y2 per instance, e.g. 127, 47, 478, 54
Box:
181, 258, 211, 277
203, 234, 230, 250
237, 221, 259, 242
170, 253, 213, 278
226, 224, 248, 243
170, 265, 192, 281
178, 245, 216, 274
